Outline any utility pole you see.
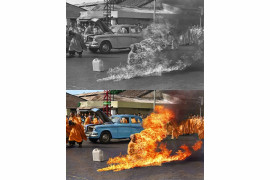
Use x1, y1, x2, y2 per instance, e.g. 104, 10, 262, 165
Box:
199, 96, 203, 119
199, 7, 203, 28
153, 90, 156, 111
153, 0, 156, 23
103, 90, 111, 116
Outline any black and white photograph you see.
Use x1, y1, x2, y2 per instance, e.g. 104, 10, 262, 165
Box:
66, 0, 204, 90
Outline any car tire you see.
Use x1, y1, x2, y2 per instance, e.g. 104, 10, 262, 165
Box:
99, 41, 112, 54
89, 138, 98, 143
89, 48, 98, 53
99, 131, 111, 144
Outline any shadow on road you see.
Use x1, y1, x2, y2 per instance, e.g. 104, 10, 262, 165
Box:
94, 49, 130, 54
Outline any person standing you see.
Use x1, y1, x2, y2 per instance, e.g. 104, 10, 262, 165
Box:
68, 31, 87, 58
66, 115, 72, 144
76, 113, 82, 124
84, 113, 91, 126
77, 23, 84, 36
84, 22, 94, 36
67, 112, 87, 148
68, 21, 80, 34
81, 113, 85, 124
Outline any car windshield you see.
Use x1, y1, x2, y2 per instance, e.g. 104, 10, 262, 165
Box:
110, 116, 121, 123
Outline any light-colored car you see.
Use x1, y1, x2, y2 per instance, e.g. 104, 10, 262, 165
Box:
85, 108, 144, 143
86, 19, 143, 53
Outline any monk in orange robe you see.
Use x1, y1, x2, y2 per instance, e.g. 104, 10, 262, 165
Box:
93, 115, 99, 124
66, 115, 72, 143
67, 112, 87, 148
76, 113, 82, 125
84, 113, 91, 126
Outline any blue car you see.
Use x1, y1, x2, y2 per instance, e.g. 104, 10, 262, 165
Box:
85, 108, 144, 143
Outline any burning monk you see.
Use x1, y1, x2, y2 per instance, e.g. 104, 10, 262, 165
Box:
127, 134, 143, 160
67, 112, 87, 148
128, 134, 137, 156
127, 43, 143, 65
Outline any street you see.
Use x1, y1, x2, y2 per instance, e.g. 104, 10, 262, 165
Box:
66, 48, 204, 90
66, 134, 204, 180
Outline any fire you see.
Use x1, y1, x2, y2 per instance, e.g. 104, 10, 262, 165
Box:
168, 116, 204, 140
97, 19, 204, 82
97, 106, 204, 172
192, 140, 203, 151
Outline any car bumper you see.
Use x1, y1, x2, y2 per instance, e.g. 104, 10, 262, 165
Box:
89, 131, 99, 138
89, 44, 99, 48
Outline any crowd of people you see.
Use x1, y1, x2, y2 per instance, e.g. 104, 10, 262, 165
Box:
66, 112, 105, 148
66, 21, 87, 58
66, 110, 203, 148
66, 21, 103, 58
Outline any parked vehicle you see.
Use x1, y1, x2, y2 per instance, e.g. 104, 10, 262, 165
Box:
85, 108, 144, 143
85, 18, 143, 53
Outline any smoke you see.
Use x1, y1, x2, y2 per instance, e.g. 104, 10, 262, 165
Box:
97, 2, 204, 82
162, 0, 204, 8
162, 90, 204, 122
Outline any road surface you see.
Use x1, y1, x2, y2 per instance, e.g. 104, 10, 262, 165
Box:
66, 48, 204, 90
66, 135, 204, 180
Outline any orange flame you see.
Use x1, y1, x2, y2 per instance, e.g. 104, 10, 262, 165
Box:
97, 106, 204, 172
168, 116, 204, 140
192, 140, 203, 151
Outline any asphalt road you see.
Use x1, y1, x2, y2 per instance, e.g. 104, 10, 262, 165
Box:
66, 48, 204, 90
66, 135, 204, 180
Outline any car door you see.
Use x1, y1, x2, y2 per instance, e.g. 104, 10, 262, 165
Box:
116, 26, 132, 48
130, 116, 143, 134
117, 116, 131, 138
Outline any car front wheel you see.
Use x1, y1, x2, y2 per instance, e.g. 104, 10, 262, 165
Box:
99, 132, 111, 143
99, 41, 111, 53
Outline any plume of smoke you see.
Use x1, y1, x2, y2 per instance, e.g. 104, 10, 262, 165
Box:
162, 90, 204, 122
97, 3, 204, 82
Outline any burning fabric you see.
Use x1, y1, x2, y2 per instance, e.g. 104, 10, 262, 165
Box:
97, 22, 204, 82
97, 106, 203, 172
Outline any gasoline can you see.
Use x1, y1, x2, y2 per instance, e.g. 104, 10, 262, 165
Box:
92, 58, 104, 72
92, 148, 105, 162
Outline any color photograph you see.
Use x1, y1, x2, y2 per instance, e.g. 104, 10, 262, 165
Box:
66, 90, 204, 179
